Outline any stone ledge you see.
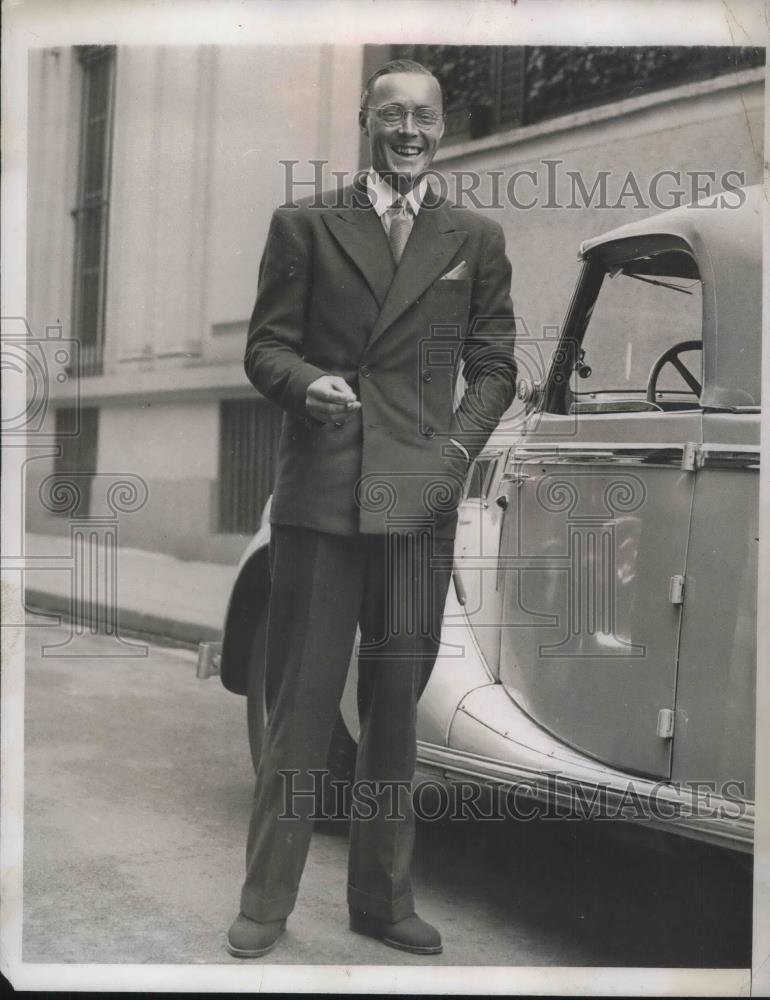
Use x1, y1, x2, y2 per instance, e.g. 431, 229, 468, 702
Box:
25, 588, 221, 650
435, 66, 765, 166
49, 361, 258, 406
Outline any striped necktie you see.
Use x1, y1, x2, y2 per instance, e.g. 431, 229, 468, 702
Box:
386, 196, 414, 264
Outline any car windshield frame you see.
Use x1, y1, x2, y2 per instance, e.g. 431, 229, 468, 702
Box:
542, 234, 705, 416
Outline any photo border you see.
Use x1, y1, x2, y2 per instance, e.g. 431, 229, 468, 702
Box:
2, 0, 768, 994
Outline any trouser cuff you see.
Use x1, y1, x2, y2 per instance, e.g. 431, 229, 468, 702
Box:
347, 883, 415, 923
240, 885, 297, 922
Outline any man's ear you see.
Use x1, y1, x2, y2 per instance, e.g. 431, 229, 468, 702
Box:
358, 109, 369, 134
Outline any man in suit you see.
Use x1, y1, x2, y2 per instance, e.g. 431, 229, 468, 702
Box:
227, 58, 517, 958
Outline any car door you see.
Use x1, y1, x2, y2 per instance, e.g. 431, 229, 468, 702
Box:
498, 237, 705, 780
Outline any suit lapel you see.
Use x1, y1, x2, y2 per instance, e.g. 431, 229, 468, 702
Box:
322, 187, 394, 308
367, 194, 468, 348
320, 182, 469, 344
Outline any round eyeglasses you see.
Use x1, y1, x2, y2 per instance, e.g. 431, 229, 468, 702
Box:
363, 104, 444, 129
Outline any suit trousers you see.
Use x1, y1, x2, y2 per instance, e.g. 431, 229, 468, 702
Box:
239, 524, 455, 923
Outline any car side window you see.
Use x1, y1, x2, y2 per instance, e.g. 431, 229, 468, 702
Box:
568, 247, 703, 414
464, 457, 495, 501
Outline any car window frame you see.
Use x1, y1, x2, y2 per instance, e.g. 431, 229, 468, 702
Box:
543, 234, 704, 417
461, 452, 503, 506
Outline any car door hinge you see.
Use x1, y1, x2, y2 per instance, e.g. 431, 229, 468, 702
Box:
657, 708, 676, 739
681, 442, 702, 472
668, 574, 685, 604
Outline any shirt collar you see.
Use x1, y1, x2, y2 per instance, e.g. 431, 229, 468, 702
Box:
366, 170, 428, 218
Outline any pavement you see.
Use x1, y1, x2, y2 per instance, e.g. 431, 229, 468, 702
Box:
12, 535, 756, 983
23, 532, 238, 647
20, 619, 754, 974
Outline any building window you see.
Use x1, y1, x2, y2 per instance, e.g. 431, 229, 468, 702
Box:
53, 407, 99, 516
388, 44, 765, 142
71, 45, 116, 377
218, 399, 283, 534
522, 45, 765, 126
390, 45, 525, 141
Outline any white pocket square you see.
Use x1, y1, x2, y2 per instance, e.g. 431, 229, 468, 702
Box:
440, 260, 469, 280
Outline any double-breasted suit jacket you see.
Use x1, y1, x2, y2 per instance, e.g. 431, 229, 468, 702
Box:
244, 177, 517, 538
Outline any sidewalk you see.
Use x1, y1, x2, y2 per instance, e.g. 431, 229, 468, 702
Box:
23, 533, 239, 647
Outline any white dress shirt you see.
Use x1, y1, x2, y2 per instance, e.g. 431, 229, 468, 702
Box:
366, 170, 427, 232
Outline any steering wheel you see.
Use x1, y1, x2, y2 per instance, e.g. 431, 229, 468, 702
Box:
646, 340, 702, 405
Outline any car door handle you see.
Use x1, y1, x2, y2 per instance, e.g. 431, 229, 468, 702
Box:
495, 495, 509, 510
501, 472, 531, 485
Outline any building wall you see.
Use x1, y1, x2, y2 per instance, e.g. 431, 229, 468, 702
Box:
27, 48, 80, 376
26, 44, 364, 561
97, 401, 222, 560
25, 48, 764, 563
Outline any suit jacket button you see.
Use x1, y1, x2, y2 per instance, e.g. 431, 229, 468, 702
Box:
423, 426, 435, 438
360, 364, 371, 378
422, 371, 432, 383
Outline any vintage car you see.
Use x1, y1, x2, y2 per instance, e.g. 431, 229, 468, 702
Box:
204, 184, 761, 853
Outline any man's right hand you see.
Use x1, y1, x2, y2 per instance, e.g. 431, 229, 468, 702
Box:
306, 375, 362, 425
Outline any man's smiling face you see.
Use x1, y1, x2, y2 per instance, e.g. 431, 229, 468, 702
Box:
360, 71, 445, 191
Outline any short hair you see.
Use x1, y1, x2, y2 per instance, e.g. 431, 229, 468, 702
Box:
360, 58, 443, 111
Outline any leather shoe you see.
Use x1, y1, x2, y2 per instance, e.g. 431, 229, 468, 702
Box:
225, 912, 286, 958
349, 910, 442, 955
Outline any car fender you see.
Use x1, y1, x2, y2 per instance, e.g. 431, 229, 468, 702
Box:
220, 503, 272, 695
